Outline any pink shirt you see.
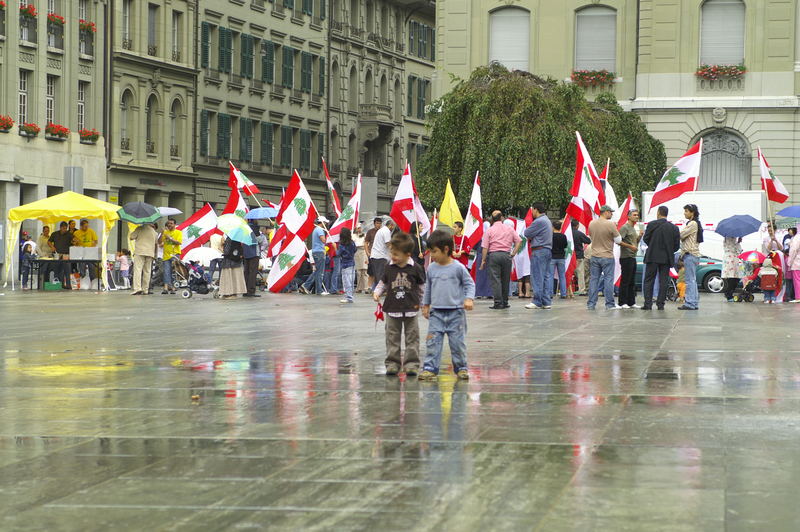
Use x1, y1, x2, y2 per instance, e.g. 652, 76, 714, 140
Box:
482, 221, 521, 253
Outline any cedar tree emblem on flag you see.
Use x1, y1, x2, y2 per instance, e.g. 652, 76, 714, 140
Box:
187, 225, 201, 239
293, 198, 307, 215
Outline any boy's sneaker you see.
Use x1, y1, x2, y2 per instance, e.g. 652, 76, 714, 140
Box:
620, 304, 630, 309
418, 371, 438, 381
524, 303, 542, 310
339, 299, 353, 304
457, 370, 470, 380
385, 364, 400, 376
320, 291, 330, 296
542, 305, 552, 309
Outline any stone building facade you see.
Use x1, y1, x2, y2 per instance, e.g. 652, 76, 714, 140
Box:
435, 0, 800, 201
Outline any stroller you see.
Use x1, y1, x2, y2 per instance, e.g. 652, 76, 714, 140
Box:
732, 262, 761, 303
180, 261, 219, 299
150, 257, 190, 290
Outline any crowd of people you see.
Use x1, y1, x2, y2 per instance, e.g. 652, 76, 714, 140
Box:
19, 219, 99, 290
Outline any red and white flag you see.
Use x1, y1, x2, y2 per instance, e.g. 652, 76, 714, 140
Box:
561, 216, 577, 289
321, 157, 342, 216
431, 208, 439, 233
462, 171, 484, 249
616, 192, 636, 230
650, 140, 702, 211
758, 148, 790, 204
328, 174, 362, 242
228, 161, 260, 196
267, 233, 308, 293
276, 170, 318, 243
390, 164, 431, 235
222, 186, 249, 218
566, 132, 604, 228
177, 203, 219, 258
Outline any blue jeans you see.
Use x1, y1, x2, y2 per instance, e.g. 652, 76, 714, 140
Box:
530, 248, 553, 307
330, 255, 341, 293
552, 258, 567, 298
303, 251, 325, 294
162, 258, 173, 288
588, 256, 616, 309
423, 309, 468, 374
763, 289, 776, 302
341, 266, 355, 301
684, 253, 699, 309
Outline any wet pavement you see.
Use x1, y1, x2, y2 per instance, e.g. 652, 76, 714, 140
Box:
1, 290, 799, 531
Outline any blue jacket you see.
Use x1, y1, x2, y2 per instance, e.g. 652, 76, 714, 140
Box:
339, 242, 357, 268
243, 230, 260, 259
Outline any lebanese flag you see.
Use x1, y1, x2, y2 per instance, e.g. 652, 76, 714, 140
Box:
508, 217, 529, 282
277, 170, 318, 242
561, 216, 577, 289
267, 233, 308, 293
328, 173, 362, 242
321, 157, 342, 216
177, 203, 220, 258
566, 132, 603, 228
390, 164, 431, 235
431, 208, 438, 233
650, 140, 702, 211
267, 225, 287, 258
462, 171, 484, 249
228, 161, 260, 196
758, 148, 790, 204
262, 199, 280, 210
221, 186, 249, 217
616, 192, 636, 230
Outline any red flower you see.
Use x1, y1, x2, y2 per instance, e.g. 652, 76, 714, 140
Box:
47, 12, 65, 25
45, 122, 70, 137
19, 4, 36, 18
0, 115, 14, 130
79, 128, 100, 141
79, 19, 97, 33
20, 122, 40, 135
0, 1, 7, 10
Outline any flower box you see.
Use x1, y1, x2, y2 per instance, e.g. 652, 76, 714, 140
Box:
78, 128, 100, 143
570, 69, 616, 88
47, 13, 65, 25
0, 114, 14, 132
0, 1, 6, 10
79, 19, 96, 33
695, 64, 746, 81
19, 4, 36, 18
19, 123, 40, 137
45, 122, 69, 139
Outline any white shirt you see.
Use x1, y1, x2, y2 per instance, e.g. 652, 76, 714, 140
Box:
370, 226, 392, 260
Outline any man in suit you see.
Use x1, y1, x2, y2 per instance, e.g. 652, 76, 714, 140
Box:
642, 206, 681, 310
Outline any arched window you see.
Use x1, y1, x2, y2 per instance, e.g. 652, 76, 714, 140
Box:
170, 99, 182, 157
575, 6, 617, 71
701, 0, 745, 65
145, 94, 158, 153
331, 61, 341, 108
489, 7, 530, 72
364, 70, 373, 104
348, 66, 359, 112
349, 0, 358, 27
697, 129, 751, 190
393, 78, 401, 121
366, 1, 375, 32
379, 74, 388, 105
348, 133, 357, 169
120, 90, 134, 144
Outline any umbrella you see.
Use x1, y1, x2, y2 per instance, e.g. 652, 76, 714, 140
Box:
245, 207, 279, 219
118, 202, 161, 225
158, 206, 182, 216
738, 250, 766, 263
217, 214, 255, 245
183, 247, 223, 267
714, 214, 762, 237
777, 205, 800, 218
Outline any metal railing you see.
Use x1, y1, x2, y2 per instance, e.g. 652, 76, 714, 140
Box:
147, 44, 157, 56
120, 137, 131, 151
250, 79, 264, 90
80, 33, 94, 56
146, 140, 156, 154
20, 17, 37, 44
170, 145, 179, 157
251, 0, 265, 7
230, 73, 244, 86
48, 23, 64, 49
122, 38, 133, 50
171, 50, 181, 62
205, 68, 221, 81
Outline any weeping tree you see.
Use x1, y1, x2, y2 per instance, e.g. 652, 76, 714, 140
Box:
416, 64, 666, 216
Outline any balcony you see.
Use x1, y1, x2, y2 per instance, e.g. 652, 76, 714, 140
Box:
171, 49, 181, 62
147, 44, 157, 56
120, 137, 131, 151
205, 68, 221, 81
251, 0, 266, 8
229, 73, 244, 87
146, 140, 156, 154
170, 144, 179, 157
79, 33, 94, 57
359, 104, 393, 127
348, 25, 364, 39
20, 17, 37, 45
272, 3, 285, 16
122, 38, 133, 50
250, 78, 264, 91
47, 23, 64, 50
331, 20, 343, 34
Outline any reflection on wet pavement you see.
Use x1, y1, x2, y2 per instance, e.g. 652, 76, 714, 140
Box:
1, 291, 800, 530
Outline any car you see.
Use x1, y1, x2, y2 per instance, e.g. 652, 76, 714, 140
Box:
635, 253, 724, 293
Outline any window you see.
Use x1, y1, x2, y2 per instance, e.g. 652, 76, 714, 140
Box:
148, 4, 158, 55
240, 34, 254, 78
122, 0, 132, 44
700, 0, 745, 65
302, 0, 312, 16
48, 0, 57, 13
240, 118, 253, 162
79, 0, 88, 21
349, 0, 358, 27
393, 79, 401, 121
282, 47, 294, 88
409, 21, 416, 54
698, 129, 751, 190
366, 1, 374, 32
301, 52, 312, 93
331, 61, 340, 106
489, 7, 530, 71
170, 99, 181, 156
145, 95, 158, 153
262, 41, 275, 83
200, 22, 210, 68
260, 122, 274, 165
406, 75, 415, 116
364, 69, 373, 104
78, 81, 88, 131
419, 23, 427, 58
46, 75, 56, 125
575, 7, 616, 71
171, 11, 182, 61
18, 70, 29, 125
280, 126, 293, 168
318, 57, 325, 97
348, 66, 358, 112
200, 109, 209, 156
218, 27, 232, 73
217, 114, 231, 159
120, 90, 133, 144
300, 129, 311, 170
416, 78, 426, 119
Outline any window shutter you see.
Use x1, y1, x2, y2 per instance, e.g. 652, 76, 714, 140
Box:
218, 27, 226, 71
301, 52, 312, 93
284, 0, 294, 9
241, 34, 248, 77
261, 122, 273, 165
419, 24, 426, 58
224, 115, 232, 158
407, 76, 414, 116
281, 126, 292, 167
317, 134, 324, 169
700, 0, 745, 65
217, 114, 226, 157
417, 78, 425, 119
409, 22, 416, 54
239, 118, 247, 161
489, 7, 530, 72
318, 56, 325, 96
200, 109, 209, 156
319, 0, 325, 20
283, 47, 294, 88
303, 0, 312, 15
575, 7, 617, 71
429, 26, 435, 61
201, 22, 210, 68
262, 41, 274, 83
300, 130, 311, 170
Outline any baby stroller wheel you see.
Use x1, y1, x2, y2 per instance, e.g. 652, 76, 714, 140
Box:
745, 293, 754, 303
181, 289, 192, 299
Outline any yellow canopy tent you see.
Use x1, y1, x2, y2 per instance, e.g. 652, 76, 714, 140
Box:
4, 191, 120, 290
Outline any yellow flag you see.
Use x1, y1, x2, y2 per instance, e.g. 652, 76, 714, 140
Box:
438, 180, 463, 228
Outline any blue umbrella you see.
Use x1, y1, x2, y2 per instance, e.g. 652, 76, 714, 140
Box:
777, 205, 800, 218
714, 214, 762, 237
245, 207, 279, 219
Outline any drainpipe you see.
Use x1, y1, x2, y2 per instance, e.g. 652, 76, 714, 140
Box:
325, 0, 332, 212
192, 0, 199, 211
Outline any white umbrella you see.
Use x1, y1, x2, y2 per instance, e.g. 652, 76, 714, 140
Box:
158, 206, 183, 216
182, 247, 222, 267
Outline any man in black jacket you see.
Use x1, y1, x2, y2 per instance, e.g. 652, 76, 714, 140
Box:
642, 206, 680, 310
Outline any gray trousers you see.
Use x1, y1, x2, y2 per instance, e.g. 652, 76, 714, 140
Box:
488, 251, 512, 306
385, 315, 420, 370
132, 255, 153, 293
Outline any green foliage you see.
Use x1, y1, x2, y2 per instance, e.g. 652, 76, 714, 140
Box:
416, 64, 666, 216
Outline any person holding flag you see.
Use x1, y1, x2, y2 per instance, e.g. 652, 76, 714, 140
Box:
300, 219, 330, 295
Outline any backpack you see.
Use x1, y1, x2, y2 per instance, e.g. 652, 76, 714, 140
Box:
760, 273, 778, 291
